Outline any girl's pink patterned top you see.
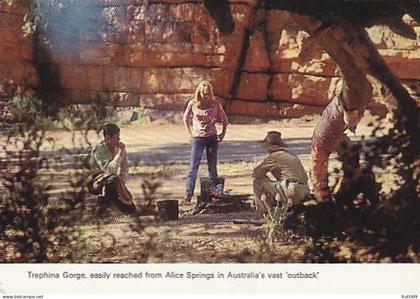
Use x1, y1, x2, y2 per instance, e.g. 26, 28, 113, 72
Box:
183, 100, 228, 138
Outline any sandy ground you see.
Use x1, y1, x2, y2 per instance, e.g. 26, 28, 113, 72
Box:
2, 116, 393, 262
42, 117, 374, 197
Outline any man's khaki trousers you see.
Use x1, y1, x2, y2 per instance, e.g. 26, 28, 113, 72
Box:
253, 178, 309, 215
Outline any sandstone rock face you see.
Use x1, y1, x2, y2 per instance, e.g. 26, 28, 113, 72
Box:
0, 2, 38, 90
0, 1, 418, 118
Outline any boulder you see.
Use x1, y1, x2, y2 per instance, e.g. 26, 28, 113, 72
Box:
243, 29, 270, 72
289, 74, 331, 106
269, 74, 290, 101
237, 73, 270, 101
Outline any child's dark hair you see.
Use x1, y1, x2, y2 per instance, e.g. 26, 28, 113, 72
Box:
103, 123, 120, 137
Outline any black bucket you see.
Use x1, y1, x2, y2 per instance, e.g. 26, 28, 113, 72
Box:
156, 200, 179, 221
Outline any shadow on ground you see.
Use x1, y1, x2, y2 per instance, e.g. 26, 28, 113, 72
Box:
128, 137, 312, 165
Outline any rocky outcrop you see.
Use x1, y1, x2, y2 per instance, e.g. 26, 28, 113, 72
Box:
0, 2, 38, 90
0, 0, 418, 118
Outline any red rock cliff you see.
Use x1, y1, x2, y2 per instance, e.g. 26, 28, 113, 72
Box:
0, 0, 418, 117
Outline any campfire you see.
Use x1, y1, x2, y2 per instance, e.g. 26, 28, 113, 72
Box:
191, 177, 253, 215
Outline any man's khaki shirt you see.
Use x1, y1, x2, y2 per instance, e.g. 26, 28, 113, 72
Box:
253, 148, 308, 184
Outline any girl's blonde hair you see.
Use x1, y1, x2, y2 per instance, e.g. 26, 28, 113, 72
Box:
192, 80, 214, 105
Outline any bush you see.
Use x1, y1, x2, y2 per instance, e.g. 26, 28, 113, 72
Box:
0, 125, 91, 262
10, 95, 44, 123
8, 95, 61, 130
130, 107, 150, 125
7, 93, 134, 131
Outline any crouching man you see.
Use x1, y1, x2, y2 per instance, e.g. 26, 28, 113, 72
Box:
88, 123, 135, 213
253, 131, 310, 217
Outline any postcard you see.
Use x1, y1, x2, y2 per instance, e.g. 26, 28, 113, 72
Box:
0, 0, 419, 297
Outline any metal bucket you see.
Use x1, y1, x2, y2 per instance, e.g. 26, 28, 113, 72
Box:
156, 200, 179, 221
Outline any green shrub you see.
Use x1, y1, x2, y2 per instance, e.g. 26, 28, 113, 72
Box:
130, 107, 150, 125
10, 95, 44, 123
8, 93, 127, 131
0, 125, 90, 262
